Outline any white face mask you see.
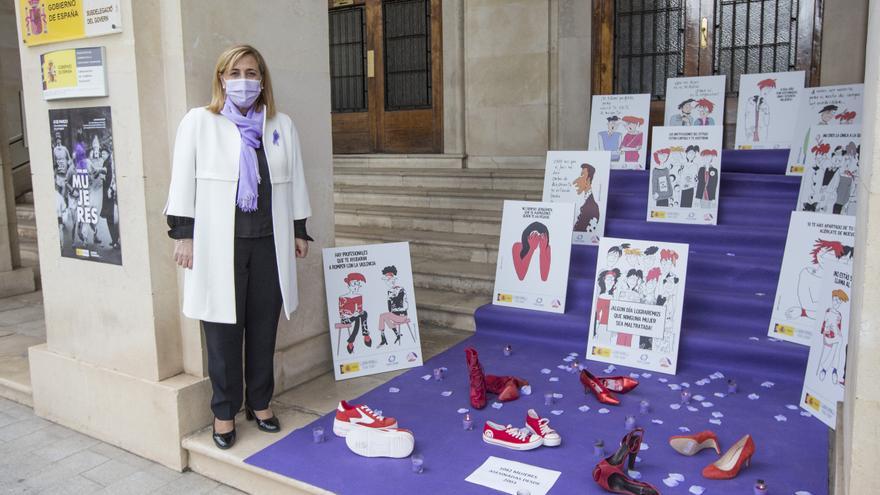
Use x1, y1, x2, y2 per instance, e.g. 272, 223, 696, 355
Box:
224, 78, 262, 108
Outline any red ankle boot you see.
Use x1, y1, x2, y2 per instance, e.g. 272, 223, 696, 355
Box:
465, 347, 487, 409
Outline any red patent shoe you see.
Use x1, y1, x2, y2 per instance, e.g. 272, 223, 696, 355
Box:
465, 347, 487, 409
669, 430, 721, 456
485, 375, 529, 402
702, 434, 755, 480
598, 375, 639, 394
580, 369, 620, 406
593, 428, 660, 494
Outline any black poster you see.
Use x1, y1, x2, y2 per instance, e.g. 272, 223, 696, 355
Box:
49, 106, 121, 265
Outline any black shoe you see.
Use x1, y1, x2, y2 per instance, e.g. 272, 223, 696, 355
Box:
378, 333, 388, 347
246, 407, 281, 433
212, 420, 236, 449
394, 331, 401, 345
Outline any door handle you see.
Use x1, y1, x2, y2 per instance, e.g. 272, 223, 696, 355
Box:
700, 17, 708, 48
367, 50, 375, 78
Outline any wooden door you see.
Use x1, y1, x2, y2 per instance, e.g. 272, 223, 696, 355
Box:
329, 0, 443, 154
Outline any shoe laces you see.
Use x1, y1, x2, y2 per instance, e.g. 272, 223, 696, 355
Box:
505, 425, 530, 441
360, 405, 385, 421
537, 418, 554, 435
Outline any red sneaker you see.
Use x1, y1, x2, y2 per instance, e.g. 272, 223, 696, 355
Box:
333, 400, 398, 437
525, 409, 561, 447
482, 421, 543, 451
345, 426, 415, 458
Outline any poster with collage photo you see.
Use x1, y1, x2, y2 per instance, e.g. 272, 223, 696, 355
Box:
663, 75, 726, 127
801, 260, 852, 429
493, 201, 574, 314
586, 237, 690, 375
768, 212, 855, 346
323, 242, 423, 381
49, 106, 121, 265
734, 71, 806, 150
542, 151, 611, 246
786, 83, 863, 175
646, 126, 723, 226
587, 94, 651, 170
795, 125, 861, 216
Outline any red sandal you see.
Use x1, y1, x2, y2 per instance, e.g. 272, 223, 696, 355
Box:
593, 428, 661, 495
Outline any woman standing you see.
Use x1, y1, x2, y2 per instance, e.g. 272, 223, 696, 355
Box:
164, 45, 313, 449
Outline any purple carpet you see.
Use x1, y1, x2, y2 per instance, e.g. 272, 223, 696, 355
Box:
246, 149, 828, 495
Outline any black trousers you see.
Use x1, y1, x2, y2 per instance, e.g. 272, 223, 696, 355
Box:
202, 235, 283, 421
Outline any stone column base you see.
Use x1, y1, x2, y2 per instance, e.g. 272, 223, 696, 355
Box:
28, 344, 211, 470
0, 267, 35, 298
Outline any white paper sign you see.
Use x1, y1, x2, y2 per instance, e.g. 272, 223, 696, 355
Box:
768, 212, 855, 345
542, 151, 611, 245
322, 242, 423, 380
646, 126, 723, 225
465, 456, 561, 495
493, 201, 574, 313
786, 84, 863, 175
795, 125, 861, 216
801, 261, 852, 429
735, 71, 805, 149
586, 237, 689, 374
588, 94, 651, 169
664, 75, 727, 127
40, 47, 108, 100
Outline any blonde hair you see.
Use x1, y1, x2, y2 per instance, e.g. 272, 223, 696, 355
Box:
208, 45, 276, 118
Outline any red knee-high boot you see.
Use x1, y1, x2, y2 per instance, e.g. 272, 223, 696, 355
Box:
465, 347, 487, 409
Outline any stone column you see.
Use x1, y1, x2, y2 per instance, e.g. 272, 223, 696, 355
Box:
16, 0, 333, 470
841, 1, 880, 492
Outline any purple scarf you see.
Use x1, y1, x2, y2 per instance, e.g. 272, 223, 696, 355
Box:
221, 98, 264, 212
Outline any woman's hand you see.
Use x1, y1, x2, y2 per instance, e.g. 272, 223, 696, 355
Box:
295, 238, 309, 258
173, 239, 194, 269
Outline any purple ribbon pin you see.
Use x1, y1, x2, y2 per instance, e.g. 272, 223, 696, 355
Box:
273, 129, 280, 145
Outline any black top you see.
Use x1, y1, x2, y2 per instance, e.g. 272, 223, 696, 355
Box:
166, 143, 312, 241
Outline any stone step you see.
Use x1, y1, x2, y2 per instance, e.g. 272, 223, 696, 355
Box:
17, 192, 33, 205
334, 154, 465, 169
15, 203, 35, 223
335, 204, 502, 236
334, 167, 544, 191
414, 287, 487, 332
334, 184, 541, 210
411, 256, 494, 295
336, 225, 499, 263
16, 222, 37, 242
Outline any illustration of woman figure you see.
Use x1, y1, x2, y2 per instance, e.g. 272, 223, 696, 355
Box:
818, 146, 846, 212
693, 99, 715, 125
619, 116, 645, 168
747, 78, 776, 143
641, 267, 662, 305
376, 265, 409, 347
572, 163, 600, 234
623, 246, 642, 269
614, 269, 643, 348
802, 142, 832, 211
659, 248, 679, 277
512, 222, 551, 282
598, 116, 622, 163
656, 273, 680, 354
677, 145, 699, 208
817, 289, 847, 384
338, 272, 372, 354
651, 148, 673, 207
833, 142, 859, 214
696, 149, 719, 208
593, 268, 620, 343
785, 240, 845, 321
605, 243, 629, 269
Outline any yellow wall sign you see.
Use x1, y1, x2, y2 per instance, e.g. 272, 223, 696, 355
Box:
20, 0, 122, 46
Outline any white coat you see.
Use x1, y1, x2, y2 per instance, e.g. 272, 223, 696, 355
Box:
164, 107, 312, 324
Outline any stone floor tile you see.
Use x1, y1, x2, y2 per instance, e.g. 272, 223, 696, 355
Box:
37, 474, 103, 494
0, 415, 52, 442
32, 431, 101, 462
97, 470, 168, 495
80, 459, 141, 487
150, 471, 220, 495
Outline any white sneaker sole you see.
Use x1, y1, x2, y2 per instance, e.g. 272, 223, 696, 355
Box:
333, 418, 399, 437
345, 426, 414, 458
527, 425, 561, 447
482, 435, 543, 451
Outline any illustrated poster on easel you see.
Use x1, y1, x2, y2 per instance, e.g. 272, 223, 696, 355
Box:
768, 212, 855, 346
795, 125, 861, 216
586, 237, 689, 374
664, 75, 726, 127
734, 71, 805, 150
323, 242, 423, 380
542, 151, 611, 245
493, 201, 574, 314
646, 126, 723, 226
800, 260, 852, 429
587, 94, 651, 170
786, 83, 863, 175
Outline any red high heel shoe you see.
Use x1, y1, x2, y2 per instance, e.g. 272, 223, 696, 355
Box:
702, 434, 755, 480
465, 347, 487, 409
580, 369, 620, 406
669, 431, 721, 456
593, 428, 660, 495
598, 375, 639, 394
